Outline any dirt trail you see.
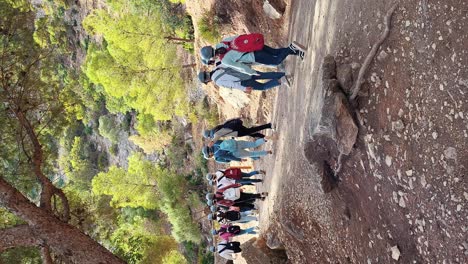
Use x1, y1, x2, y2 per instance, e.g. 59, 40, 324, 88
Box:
256, 0, 468, 263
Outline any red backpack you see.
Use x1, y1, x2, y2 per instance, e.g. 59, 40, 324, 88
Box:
219, 33, 264, 59
223, 168, 242, 180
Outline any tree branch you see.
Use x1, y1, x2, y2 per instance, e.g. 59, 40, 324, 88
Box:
11, 109, 70, 222
41, 245, 54, 264
350, 3, 398, 100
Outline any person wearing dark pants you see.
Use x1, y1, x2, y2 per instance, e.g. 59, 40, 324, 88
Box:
203, 118, 273, 144
253, 45, 296, 66
198, 67, 286, 93
199, 39, 307, 76
240, 71, 285, 90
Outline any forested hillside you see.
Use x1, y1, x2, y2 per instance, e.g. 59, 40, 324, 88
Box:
0, 0, 215, 263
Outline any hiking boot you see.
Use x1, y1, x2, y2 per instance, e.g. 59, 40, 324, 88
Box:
261, 192, 269, 196
290, 41, 307, 60
259, 169, 266, 175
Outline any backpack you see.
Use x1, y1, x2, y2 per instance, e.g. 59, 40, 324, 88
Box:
227, 225, 241, 234
223, 187, 241, 201
218, 33, 265, 60
223, 33, 265, 53
224, 168, 242, 180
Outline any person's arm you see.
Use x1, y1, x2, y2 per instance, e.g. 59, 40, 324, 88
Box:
215, 78, 247, 91
218, 184, 241, 192
222, 52, 258, 76
218, 199, 234, 207
212, 128, 236, 142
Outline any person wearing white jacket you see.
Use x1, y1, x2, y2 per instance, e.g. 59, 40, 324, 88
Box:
198, 66, 287, 93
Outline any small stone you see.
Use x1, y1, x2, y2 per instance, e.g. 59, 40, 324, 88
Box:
406, 170, 413, 176
393, 119, 405, 131
432, 132, 438, 139
457, 204, 462, 211
385, 156, 392, 167
399, 197, 406, 208
420, 175, 427, 187
405, 21, 411, 27
391, 245, 401, 260
444, 147, 457, 160
377, 50, 389, 61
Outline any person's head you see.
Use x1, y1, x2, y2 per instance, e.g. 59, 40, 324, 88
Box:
211, 229, 218, 235
208, 180, 215, 186
207, 200, 214, 206
198, 71, 211, 84
200, 46, 215, 64
205, 173, 214, 181
202, 146, 214, 159
208, 246, 216, 253
207, 213, 214, 221
205, 192, 214, 200
210, 205, 217, 212
203, 129, 213, 139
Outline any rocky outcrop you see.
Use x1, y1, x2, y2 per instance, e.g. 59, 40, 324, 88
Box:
305, 55, 358, 190
241, 237, 288, 264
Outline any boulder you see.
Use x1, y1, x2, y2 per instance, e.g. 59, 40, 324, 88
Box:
265, 230, 285, 250
336, 63, 354, 93
241, 237, 288, 264
312, 79, 358, 155
263, 0, 282, 20
322, 55, 337, 80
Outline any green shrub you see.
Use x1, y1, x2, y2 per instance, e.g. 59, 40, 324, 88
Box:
98, 115, 120, 143
109, 144, 119, 155
197, 11, 220, 43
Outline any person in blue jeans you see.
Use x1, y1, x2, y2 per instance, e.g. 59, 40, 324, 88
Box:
219, 138, 272, 159
200, 39, 307, 76
202, 137, 274, 163
198, 66, 286, 93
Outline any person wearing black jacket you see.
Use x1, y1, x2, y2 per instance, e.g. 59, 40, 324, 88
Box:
203, 118, 273, 146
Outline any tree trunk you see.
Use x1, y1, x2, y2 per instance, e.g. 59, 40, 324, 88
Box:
0, 225, 40, 252
0, 177, 126, 264
164, 36, 194, 43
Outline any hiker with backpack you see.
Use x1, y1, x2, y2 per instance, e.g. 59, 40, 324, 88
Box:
203, 118, 273, 144
212, 224, 257, 241
207, 209, 257, 224
206, 167, 263, 186
200, 33, 307, 76
198, 65, 288, 92
202, 138, 273, 163
209, 241, 242, 260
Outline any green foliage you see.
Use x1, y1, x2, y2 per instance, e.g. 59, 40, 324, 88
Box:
92, 153, 159, 209
129, 113, 172, 154
0, 247, 41, 264
190, 97, 219, 126
162, 250, 188, 264
83, 4, 188, 121
197, 10, 220, 43
98, 115, 121, 143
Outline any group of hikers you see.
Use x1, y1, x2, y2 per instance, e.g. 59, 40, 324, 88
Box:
198, 33, 307, 92
205, 167, 266, 260
198, 33, 307, 260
